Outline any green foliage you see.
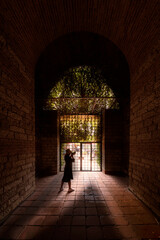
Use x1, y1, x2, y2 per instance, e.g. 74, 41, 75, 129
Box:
60, 115, 101, 142
95, 144, 101, 166
45, 66, 119, 113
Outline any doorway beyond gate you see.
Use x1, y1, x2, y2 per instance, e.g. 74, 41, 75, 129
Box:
60, 143, 101, 171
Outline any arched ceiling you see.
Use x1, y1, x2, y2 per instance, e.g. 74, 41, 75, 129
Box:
1, 0, 160, 79
35, 32, 130, 101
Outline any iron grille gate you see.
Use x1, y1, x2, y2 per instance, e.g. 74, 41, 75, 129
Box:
60, 115, 102, 172
60, 142, 101, 171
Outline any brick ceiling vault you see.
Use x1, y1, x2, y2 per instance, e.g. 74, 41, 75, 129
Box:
35, 32, 130, 102
0, 0, 160, 78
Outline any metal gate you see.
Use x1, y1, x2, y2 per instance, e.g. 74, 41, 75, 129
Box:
60, 115, 101, 172
60, 142, 101, 171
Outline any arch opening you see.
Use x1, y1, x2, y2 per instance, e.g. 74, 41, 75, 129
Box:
35, 32, 130, 176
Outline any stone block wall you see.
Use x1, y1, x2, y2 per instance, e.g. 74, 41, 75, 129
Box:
129, 41, 160, 217
0, 35, 35, 222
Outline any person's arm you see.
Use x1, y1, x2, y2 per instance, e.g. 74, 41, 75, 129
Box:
70, 152, 75, 162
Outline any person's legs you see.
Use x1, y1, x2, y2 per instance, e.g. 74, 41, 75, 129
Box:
59, 180, 64, 191
68, 180, 74, 192
68, 180, 71, 189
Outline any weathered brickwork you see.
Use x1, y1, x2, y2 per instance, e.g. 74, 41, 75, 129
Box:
105, 109, 123, 173
0, 0, 160, 221
0, 35, 35, 222
129, 41, 160, 217
36, 111, 58, 176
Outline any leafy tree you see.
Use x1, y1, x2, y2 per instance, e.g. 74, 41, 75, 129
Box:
45, 66, 119, 113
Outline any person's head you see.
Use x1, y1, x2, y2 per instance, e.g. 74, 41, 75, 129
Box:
66, 149, 71, 155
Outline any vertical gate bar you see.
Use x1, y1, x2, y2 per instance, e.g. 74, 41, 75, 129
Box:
60, 115, 63, 172
91, 143, 92, 171
59, 114, 102, 172
60, 143, 61, 172
80, 142, 82, 171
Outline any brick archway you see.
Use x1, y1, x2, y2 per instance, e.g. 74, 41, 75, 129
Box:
35, 32, 130, 177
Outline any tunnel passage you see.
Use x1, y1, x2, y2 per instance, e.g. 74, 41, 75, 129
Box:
35, 32, 130, 177
1, 0, 160, 225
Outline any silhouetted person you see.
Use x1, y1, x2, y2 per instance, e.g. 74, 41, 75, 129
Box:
59, 149, 75, 192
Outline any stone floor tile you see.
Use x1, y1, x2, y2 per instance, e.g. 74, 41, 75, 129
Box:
18, 226, 41, 239
13, 206, 40, 215
85, 195, 94, 201
118, 225, 137, 238
86, 207, 97, 215
117, 199, 140, 207
72, 216, 85, 225
70, 226, 86, 240
42, 216, 59, 225
1, 172, 160, 240
93, 191, 102, 196
103, 194, 114, 200
95, 201, 106, 207
102, 226, 123, 239
28, 201, 44, 207
20, 201, 34, 207
58, 216, 72, 225
86, 216, 100, 225
0, 226, 24, 239
87, 226, 103, 240
94, 196, 104, 201
105, 200, 118, 207
108, 206, 123, 215
44, 200, 63, 208
27, 215, 46, 225
33, 226, 56, 240
55, 196, 65, 200
100, 215, 115, 226
38, 207, 61, 215
76, 195, 85, 200
73, 207, 85, 215
84, 190, 93, 195
12, 207, 27, 215
132, 224, 160, 239
65, 195, 75, 201
63, 200, 75, 208
26, 195, 39, 201
75, 188, 84, 193
97, 207, 110, 216
74, 200, 85, 207
53, 226, 70, 240
85, 200, 96, 207
121, 206, 149, 215
126, 214, 157, 225
3, 215, 30, 226
113, 216, 129, 226
61, 207, 73, 215
39, 195, 56, 201
76, 185, 84, 188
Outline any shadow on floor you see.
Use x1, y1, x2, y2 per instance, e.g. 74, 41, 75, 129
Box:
0, 172, 159, 240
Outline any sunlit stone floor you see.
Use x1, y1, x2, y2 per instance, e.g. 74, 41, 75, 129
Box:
0, 172, 160, 240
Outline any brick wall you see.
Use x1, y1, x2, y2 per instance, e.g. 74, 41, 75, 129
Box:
102, 110, 106, 173
0, 35, 35, 222
102, 108, 129, 174
1, 0, 159, 220
122, 99, 130, 174
104, 109, 123, 173
129, 41, 160, 217
36, 111, 59, 176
